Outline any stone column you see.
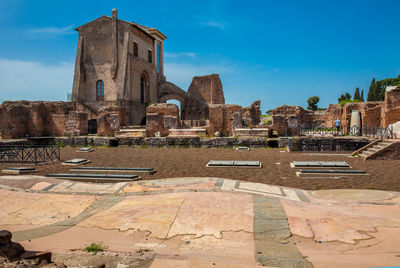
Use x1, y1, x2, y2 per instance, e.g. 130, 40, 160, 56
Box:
153, 40, 158, 72
160, 41, 164, 75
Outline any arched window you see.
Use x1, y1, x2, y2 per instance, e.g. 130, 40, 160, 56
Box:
96, 80, 104, 101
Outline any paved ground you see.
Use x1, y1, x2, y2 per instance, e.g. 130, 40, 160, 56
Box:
0, 176, 400, 267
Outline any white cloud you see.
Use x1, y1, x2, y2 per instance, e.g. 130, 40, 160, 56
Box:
164, 52, 197, 59
164, 62, 233, 90
0, 58, 74, 102
200, 21, 225, 30
28, 24, 75, 35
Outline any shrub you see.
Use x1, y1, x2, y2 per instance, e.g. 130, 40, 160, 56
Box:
84, 243, 107, 254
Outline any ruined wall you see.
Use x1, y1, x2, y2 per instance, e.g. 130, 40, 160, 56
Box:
382, 86, 400, 127
270, 101, 387, 136
208, 104, 242, 136
65, 112, 88, 136
188, 74, 225, 105
146, 103, 179, 137
96, 105, 128, 136
314, 104, 342, 128
271, 105, 314, 136
242, 100, 261, 126
0, 101, 73, 139
98, 105, 127, 126
341, 102, 383, 130
97, 113, 121, 136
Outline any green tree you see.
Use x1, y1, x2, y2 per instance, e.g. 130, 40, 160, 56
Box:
338, 92, 352, 103
367, 78, 376, 101
360, 89, 364, 102
307, 96, 320, 111
353, 87, 360, 101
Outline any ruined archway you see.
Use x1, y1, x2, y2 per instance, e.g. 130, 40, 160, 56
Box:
159, 81, 210, 121
166, 99, 182, 119
159, 93, 186, 120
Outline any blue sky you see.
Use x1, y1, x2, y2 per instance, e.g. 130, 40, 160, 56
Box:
1, 0, 400, 113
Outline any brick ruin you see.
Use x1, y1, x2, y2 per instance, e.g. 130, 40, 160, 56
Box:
0, 74, 262, 139
271, 86, 400, 135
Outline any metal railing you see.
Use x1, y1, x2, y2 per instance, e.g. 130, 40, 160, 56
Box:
0, 145, 60, 165
298, 125, 394, 139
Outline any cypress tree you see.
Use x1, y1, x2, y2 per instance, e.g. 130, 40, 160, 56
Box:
353, 87, 360, 100
367, 78, 376, 101
360, 89, 364, 102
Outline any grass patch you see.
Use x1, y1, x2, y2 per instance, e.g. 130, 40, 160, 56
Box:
56, 141, 65, 147
136, 248, 152, 254
84, 242, 107, 255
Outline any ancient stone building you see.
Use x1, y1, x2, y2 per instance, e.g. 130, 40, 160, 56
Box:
72, 8, 166, 125
0, 9, 262, 139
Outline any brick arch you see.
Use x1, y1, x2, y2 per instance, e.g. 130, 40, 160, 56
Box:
159, 81, 209, 120
159, 94, 186, 120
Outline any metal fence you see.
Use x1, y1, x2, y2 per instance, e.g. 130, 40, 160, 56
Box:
0, 145, 60, 165
298, 125, 394, 139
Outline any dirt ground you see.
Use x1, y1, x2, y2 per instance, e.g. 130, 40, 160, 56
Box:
1, 147, 400, 191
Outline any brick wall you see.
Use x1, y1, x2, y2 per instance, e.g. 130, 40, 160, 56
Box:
0, 101, 73, 139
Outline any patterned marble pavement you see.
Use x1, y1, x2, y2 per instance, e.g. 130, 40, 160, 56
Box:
0, 176, 400, 267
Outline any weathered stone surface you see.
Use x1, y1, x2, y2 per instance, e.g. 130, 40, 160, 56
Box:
242, 100, 261, 126
146, 113, 165, 137
208, 104, 242, 136
232, 112, 243, 129
146, 103, 179, 117
287, 137, 372, 152
188, 74, 225, 105
0, 101, 73, 139
163, 116, 178, 130
382, 86, 400, 127
97, 113, 121, 136
146, 104, 179, 137
64, 111, 88, 136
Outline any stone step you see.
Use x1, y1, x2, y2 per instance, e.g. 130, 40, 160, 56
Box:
359, 153, 369, 158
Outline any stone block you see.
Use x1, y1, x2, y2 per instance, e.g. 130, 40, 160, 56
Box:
164, 116, 178, 129
97, 112, 120, 136
146, 113, 165, 137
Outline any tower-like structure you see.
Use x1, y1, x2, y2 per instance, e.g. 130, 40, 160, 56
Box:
71, 8, 167, 124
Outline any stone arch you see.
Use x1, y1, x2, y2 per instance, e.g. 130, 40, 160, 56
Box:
159, 82, 188, 120
159, 81, 210, 120
160, 93, 186, 120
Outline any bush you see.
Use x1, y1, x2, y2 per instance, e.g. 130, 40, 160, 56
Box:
84, 243, 107, 254
339, 99, 362, 107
